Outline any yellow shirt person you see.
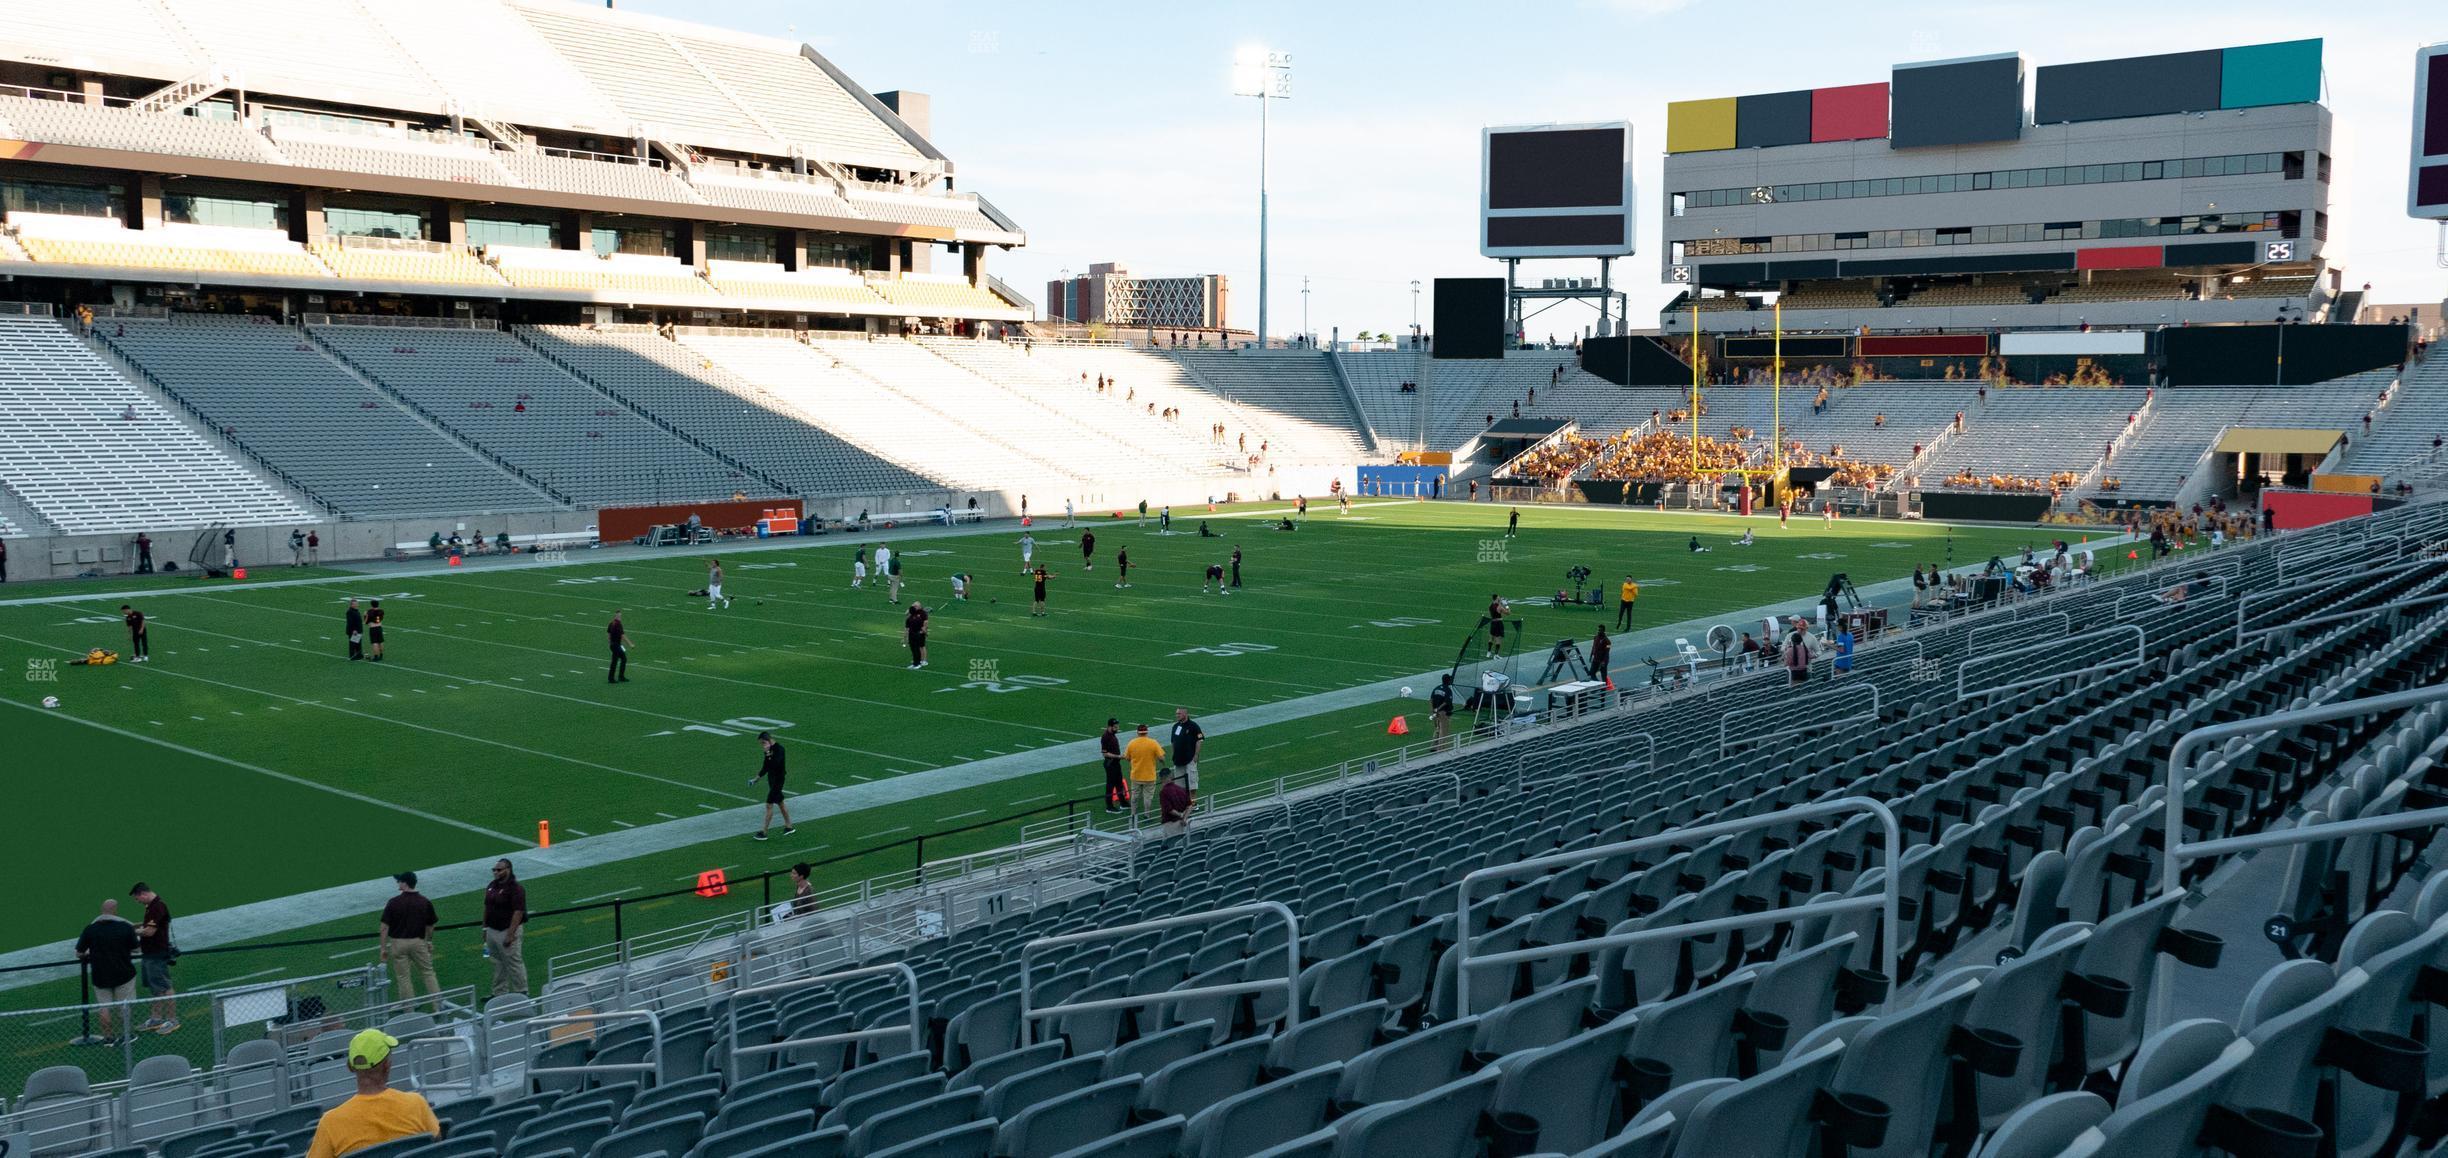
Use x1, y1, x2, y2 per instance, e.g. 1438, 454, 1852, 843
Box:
1619, 579, 1638, 604
1124, 727, 1165, 783
305, 1030, 440, 1158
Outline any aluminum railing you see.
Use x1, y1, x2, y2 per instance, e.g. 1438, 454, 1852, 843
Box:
2234, 556, 2448, 641
726, 963, 921, 1064
1018, 903, 1300, 1048
519, 1010, 662, 1085
1720, 682, 1880, 755
1452, 797, 1903, 1018
2152, 683, 2448, 1025
1956, 624, 2146, 702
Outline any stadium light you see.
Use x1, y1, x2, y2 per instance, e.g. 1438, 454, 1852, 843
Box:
1233, 46, 1291, 346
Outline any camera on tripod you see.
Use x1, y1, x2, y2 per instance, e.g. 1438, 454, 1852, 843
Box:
1559, 564, 1599, 607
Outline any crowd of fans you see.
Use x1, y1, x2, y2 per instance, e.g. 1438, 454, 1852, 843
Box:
1938, 468, 2082, 495
1506, 427, 1753, 484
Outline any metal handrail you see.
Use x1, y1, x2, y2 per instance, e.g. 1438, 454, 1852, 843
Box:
1018, 902, 1299, 1047
727, 963, 921, 1061
2150, 683, 2448, 1026
1969, 610, 2070, 654
1340, 771, 1462, 819
2234, 556, 2446, 641
2238, 591, 2448, 645
1720, 682, 1880, 755
1451, 796, 1902, 1018
1955, 624, 2146, 702
519, 1010, 663, 1082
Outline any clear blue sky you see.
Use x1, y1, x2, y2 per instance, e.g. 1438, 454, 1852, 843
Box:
620, 0, 2444, 339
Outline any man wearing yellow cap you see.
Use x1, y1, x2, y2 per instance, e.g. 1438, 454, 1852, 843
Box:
304, 1028, 439, 1158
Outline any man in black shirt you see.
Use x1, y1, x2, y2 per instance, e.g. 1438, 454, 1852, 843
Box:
1170, 707, 1204, 798
750, 732, 796, 840
121, 604, 150, 663
1031, 567, 1050, 617
378, 872, 441, 1013
906, 602, 930, 667
1428, 674, 1455, 751
1114, 549, 1131, 589
130, 882, 176, 1032
481, 859, 527, 998
366, 599, 386, 662
1100, 718, 1126, 812
345, 598, 365, 662
1080, 530, 1096, 572
1591, 626, 1612, 688
1230, 546, 1243, 588
607, 612, 630, 682
75, 899, 140, 1042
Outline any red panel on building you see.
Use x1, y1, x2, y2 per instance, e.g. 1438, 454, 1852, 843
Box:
1859, 334, 1988, 358
2076, 245, 2164, 270
2263, 490, 2374, 531
1809, 83, 1889, 142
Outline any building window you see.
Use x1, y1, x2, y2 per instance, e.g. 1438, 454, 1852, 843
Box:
163, 192, 286, 231
1674, 150, 2299, 212
467, 217, 556, 250
325, 205, 427, 241
591, 218, 676, 258
0, 177, 121, 219
706, 226, 777, 263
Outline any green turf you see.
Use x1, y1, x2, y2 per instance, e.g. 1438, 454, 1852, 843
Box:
1, 502, 2063, 982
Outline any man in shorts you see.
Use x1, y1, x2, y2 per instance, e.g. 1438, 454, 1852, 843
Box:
1031, 565, 1051, 616
1203, 562, 1228, 594
1170, 707, 1205, 800
122, 604, 150, 663
853, 545, 868, 589
706, 560, 731, 609
749, 731, 796, 840
1019, 531, 1036, 573
74, 899, 140, 1042
130, 882, 177, 1033
1485, 594, 1510, 658
1080, 530, 1096, 572
1114, 548, 1132, 588
1124, 724, 1165, 828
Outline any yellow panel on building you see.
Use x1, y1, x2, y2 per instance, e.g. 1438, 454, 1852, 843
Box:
1666, 97, 1738, 153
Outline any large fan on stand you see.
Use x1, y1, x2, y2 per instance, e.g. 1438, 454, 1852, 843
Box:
1707, 623, 1738, 673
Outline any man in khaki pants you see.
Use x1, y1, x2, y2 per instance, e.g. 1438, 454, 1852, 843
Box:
481, 859, 528, 999
377, 872, 441, 1013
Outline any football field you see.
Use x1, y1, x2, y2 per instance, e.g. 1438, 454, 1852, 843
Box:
0, 499, 2068, 1004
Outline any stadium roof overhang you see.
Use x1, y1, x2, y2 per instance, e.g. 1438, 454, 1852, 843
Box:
2216, 428, 2342, 456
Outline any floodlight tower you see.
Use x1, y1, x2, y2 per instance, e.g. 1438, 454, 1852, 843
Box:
1233, 47, 1291, 346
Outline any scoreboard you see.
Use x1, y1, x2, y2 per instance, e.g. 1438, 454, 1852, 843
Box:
2414, 43, 2448, 220
1480, 122, 1636, 259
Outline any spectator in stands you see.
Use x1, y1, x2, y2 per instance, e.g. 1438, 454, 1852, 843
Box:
427, 532, 444, 557
493, 532, 507, 555
379, 872, 442, 1013
1100, 719, 1128, 812
787, 863, 816, 917
1911, 565, 1928, 609
1739, 631, 1762, 670
1125, 724, 1165, 829
481, 859, 527, 998
1782, 619, 1815, 687
130, 882, 176, 1033
302, 1029, 440, 1158
75, 899, 139, 1043
1159, 767, 1192, 837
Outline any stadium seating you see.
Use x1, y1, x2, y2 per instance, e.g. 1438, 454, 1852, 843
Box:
1722, 384, 1972, 471
1776, 283, 1885, 311
1338, 351, 1646, 452
663, 33, 922, 165
486, 248, 720, 300
911, 337, 1252, 477
865, 277, 1018, 317
0, 317, 315, 533
310, 240, 510, 289
702, 263, 885, 311
998, 343, 1330, 467
522, 325, 933, 498
811, 338, 1199, 492
2083, 390, 2243, 502
2341, 356, 2448, 480
496, 151, 702, 205
11, 500, 2448, 1158
1167, 351, 1372, 461
8, 215, 330, 281
309, 324, 761, 506
1900, 282, 2031, 307
2052, 278, 2189, 304
1915, 389, 2132, 489
0, 93, 279, 166
101, 316, 557, 518
687, 170, 859, 219
679, 332, 1082, 494
266, 130, 516, 188
512, 6, 781, 151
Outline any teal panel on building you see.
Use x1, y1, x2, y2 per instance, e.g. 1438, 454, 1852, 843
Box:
2221, 39, 2322, 109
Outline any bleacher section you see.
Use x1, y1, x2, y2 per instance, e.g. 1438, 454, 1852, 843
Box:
310, 239, 509, 289
523, 326, 931, 498
679, 333, 1080, 494
866, 276, 1018, 317
813, 338, 1198, 491
912, 338, 1247, 475
0, 318, 314, 533
15, 504, 2448, 1158
6, 215, 329, 281
2342, 356, 2448, 479
0, 93, 280, 165
101, 316, 556, 518
1915, 389, 2132, 488
2086, 390, 2244, 501
309, 324, 761, 506
703, 263, 885, 311
486, 248, 719, 300
1723, 384, 1974, 469
1169, 350, 1372, 461
995, 343, 1311, 466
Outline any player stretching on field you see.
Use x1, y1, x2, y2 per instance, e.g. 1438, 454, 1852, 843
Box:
707, 560, 731, 609
1114, 548, 1132, 588
1203, 562, 1229, 595
748, 731, 795, 841
1080, 530, 1096, 572
1031, 565, 1052, 616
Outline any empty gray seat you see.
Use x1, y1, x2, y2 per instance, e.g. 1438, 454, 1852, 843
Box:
1982, 1093, 2108, 1158
1473, 977, 1596, 1060
1492, 1017, 1640, 1154
849, 1089, 984, 1157
729, 1126, 849, 1158
951, 1040, 1066, 1095
1329, 1069, 1500, 1158
2087, 1019, 2257, 1155
863, 1119, 998, 1158
586, 1112, 704, 1158
994, 1076, 1141, 1158
1266, 1000, 1385, 1074
1662, 1039, 1854, 1157
1104, 1021, 1218, 1085
819, 1073, 948, 1134
679, 1109, 813, 1158
828, 1053, 936, 1110
1566, 1112, 1675, 1158
1180, 1063, 1344, 1158
1338, 1016, 1480, 1108
1140, 1036, 1274, 1122
1039, 1115, 1184, 1158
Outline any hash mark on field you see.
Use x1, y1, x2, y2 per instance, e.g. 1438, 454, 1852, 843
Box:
1307, 731, 1335, 739
149, 720, 164, 726
328, 947, 378, 960
859, 827, 910, 840
851, 773, 874, 781
808, 780, 838, 789
342, 697, 358, 702
564, 829, 589, 838
655, 811, 680, 819
265, 705, 282, 712
189, 715, 206, 721
575, 887, 639, 904
1013, 794, 1055, 805
983, 749, 1006, 755
612, 820, 637, 829
771, 844, 830, 859
942, 809, 987, 821
509, 677, 525, 682
697, 803, 719, 812
378, 693, 394, 699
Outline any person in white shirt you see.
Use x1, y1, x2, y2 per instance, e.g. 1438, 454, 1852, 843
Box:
1019, 532, 1036, 572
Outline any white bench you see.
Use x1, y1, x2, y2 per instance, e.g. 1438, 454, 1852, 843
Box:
383, 529, 596, 561
864, 509, 985, 528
